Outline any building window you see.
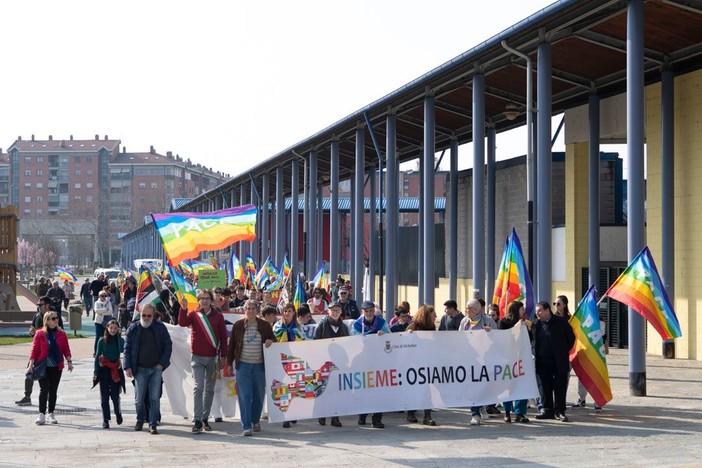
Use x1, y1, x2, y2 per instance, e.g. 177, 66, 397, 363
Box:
151, 182, 158, 189
74, 195, 81, 201
36, 183, 43, 189
36, 196, 43, 203
75, 169, 81, 176
24, 209, 31, 215
24, 183, 31, 189
139, 183, 146, 189
24, 169, 31, 176
37, 156, 44, 163
86, 169, 93, 176
74, 183, 81, 189
36, 169, 43, 176
24, 196, 31, 203
87, 155, 93, 162
24, 156, 31, 163
86, 182, 93, 189
74, 156, 80, 163
86, 195, 93, 203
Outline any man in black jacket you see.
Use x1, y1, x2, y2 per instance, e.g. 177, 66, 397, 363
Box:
533, 301, 576, 422
80, 278, 92, 316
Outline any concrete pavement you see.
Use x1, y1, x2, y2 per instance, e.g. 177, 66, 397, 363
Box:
0, 338, 700, 467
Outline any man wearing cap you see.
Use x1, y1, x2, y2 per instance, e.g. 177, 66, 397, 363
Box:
314, 301, 349, 428
352, 300, 389, 429
337, 287, 360, 320
329, 275, 344, 302
439, 299, 465, 331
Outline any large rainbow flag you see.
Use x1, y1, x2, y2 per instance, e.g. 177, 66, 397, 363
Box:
55, 266, 78, 284
604, 246, 682, 340
151, 205, 257, 266
569, 285, 613, 408
492, 228, 534, 319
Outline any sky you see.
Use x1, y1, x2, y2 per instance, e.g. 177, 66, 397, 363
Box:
1, 0, 567, 177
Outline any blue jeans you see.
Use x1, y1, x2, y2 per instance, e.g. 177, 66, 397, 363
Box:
94, 323, 105, 353
236, 362, 266, 430
503, 399, 527, 416
134, 367, 163, 426
83, 295, 93, 314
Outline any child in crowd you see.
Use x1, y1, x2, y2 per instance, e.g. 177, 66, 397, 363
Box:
93, 320, 125, 429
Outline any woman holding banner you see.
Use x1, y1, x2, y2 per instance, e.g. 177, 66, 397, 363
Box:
273, 303, 304, 429
498, 301, 530, 423
227, 300, 274, 437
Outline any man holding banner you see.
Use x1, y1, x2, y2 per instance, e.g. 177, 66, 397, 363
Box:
178, 290, 229, 434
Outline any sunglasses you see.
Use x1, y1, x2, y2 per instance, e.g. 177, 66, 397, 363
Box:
141, 314, 153, 319
553, 302, 562, 306
49, 317, 58, 321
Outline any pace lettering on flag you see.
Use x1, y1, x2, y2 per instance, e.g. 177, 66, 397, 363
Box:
604, 246, 682, 340
569, 286, 613, 408
151, 205, 256, 266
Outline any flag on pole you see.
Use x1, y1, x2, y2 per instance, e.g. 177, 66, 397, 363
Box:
136, 266, 162, 312
227, 251, 245, 285
55, 266, 78, 284
604, 246, 682, 340
492, 228, 534, 320
209, 254, 220, 270
169, 265, 198, 311
255, 256, 271, 289
244, 255, 257, 289
569, 285, 613, 408
311, 261, 326, 289
282, 255, 291, 279
293, 274, 305, 311
151, 205, 257, 266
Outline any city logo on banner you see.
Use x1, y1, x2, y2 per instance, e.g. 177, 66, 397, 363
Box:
270, 354, 338, 412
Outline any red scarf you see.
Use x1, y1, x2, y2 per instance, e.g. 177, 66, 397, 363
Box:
99, 356, 121, 383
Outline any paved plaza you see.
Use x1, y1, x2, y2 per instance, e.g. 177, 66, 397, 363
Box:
1, 332, 700, 467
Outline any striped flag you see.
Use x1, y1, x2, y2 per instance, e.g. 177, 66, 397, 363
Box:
169, 265, 198, 311
136, 266, 162, 312
227, 251, 245, 285
244, 255, 257, 289
255, 256, 271, 289
492, 229, 534, 320
311, 261, 326, 289
604, 246, 682, 340
282, 255, 291, 279
151, 205, 256, 266
55, 266, 78, 284
293, 274, 305, 311
569, 286, 613, 408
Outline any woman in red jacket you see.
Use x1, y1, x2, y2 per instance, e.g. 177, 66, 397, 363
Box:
27, 310, 73, 425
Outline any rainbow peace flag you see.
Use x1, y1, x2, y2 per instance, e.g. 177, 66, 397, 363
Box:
151, 205, 257, 266
293, 274, 305, 311
169, 264, 198, 311
255, 256, 271, 289
227, 251, 245, 285
492, 228, 534, 319
604, 246, 682, 340
311, 261, 326, 289
282, 254, 291, 279
244, 255, 257, 289
569, 286, 613, 408
55, 266, 78, 284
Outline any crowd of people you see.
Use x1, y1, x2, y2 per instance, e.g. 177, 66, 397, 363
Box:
20, 271, 603, 436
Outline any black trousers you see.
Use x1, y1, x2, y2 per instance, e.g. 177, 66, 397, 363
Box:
360, 412, 383, 424
537, 363, 568, 415
23, 375, 34, 397
99, 368, 122, 421
39, 367, 62, 414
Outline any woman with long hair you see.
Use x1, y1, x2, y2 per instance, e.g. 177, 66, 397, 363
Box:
553, 295, 571, 321
498, 301, 530, 423
28, 311, 73, 425
405, 304, 438, 426
93, 319, 125, 428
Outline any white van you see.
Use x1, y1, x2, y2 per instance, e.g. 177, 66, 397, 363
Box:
134, 258, 163, 272
93, 268, 122, 280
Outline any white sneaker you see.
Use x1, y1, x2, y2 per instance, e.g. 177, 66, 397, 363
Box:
252, 422, 261, 432
35, 413, 45, 425
470, 415, 481, 426
242, 429, 253, 436
46, 413, 58, 424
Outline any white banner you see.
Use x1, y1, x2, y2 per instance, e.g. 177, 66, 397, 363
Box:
162, 324, 237, 419
263, 325, 538, 423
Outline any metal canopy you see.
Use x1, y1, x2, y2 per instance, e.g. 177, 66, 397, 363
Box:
185, 0, 702, 208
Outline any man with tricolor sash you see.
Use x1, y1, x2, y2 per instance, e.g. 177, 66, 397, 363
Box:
178, 289, 228, 434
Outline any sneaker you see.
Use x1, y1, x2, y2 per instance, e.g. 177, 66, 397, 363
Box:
252, 422, 261, 432
15, 396, 32, 406
555, 413, 570, 422
571, 399, 586, 409
470, 415, 481, 426
242, 429, 253, 436
485, 404, 501, 415
135, 420, 144, 431
214, 417, 223, 423
149, 425, 158, 434
406, 411, 418, 423
116, 413, 123, 425
594, 404, 602, 412
371, 421, 385, 429
535, 412, 555, 420
46, 413, 58, 424
282, 421, 291, 428
515, 414, 530, 423
35, 413, 45, 425
202, 420, 212, 432
102, 421, 110, 429
318, 418, 326, 426
192, 421, 203, 433
330, 417, 342, 428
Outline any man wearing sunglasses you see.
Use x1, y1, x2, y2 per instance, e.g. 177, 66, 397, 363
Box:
124, 303, 172, 435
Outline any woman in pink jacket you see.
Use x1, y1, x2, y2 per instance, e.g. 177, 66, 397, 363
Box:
27, 310, 73, 425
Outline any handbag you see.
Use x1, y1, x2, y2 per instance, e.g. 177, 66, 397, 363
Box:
28, 359, 47, 381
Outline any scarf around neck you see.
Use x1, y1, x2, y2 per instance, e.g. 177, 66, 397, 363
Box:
273, 320, 304, 342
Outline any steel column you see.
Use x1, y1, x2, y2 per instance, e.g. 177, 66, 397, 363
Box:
661, 68, 675, 358
330, 140, 340, 281
291, 159, 299, 273
275, 167, 284, 267
385, 115, 398, 319
486, 125, 496, 303
449, 137, 458, 301
354, 127, 365, 300
350, 175, 356, 288
261, 172, 270, 260
317, 181, 323, 271
418, 155, 424, 305
536, 41, 552, 303
423, 96, 435, 305
309, 152, 318, 277
627, 0, 646, 396
588, 93, 600, 297
472, 74, 485, 299
251, 182, 260, 265
369, 168, 376, 302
